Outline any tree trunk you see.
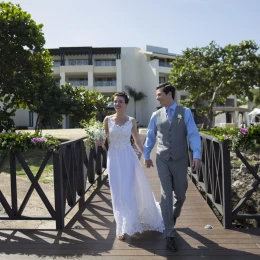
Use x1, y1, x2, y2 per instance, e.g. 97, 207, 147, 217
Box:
35, 115, 43, 132
134, 101, 136, 119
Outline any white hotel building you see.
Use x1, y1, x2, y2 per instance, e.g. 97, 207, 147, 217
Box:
13, 45, 246, 128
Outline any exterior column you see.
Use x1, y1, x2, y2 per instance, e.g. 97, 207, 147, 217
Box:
60, 72, 67, 129
88, 71, 94, 91
116, 59, 122, 92
62, 115, 67, 129
60, 72, 66, 86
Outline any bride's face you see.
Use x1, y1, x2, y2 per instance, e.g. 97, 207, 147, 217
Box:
114, 96, 127, 111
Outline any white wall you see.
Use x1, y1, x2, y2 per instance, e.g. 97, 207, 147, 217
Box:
12, 109, 29, 127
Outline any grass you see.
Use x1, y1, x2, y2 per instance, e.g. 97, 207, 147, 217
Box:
1, 128, 87, 184
1, 150, 54, 184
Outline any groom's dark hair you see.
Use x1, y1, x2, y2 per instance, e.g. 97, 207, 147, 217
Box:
156, 82, 175, 99
114, 91, 130, 104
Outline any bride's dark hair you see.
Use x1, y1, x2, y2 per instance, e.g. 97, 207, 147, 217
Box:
114, 91, 130, 104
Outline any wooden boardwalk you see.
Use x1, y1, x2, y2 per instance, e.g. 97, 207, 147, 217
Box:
0, 138, 260, 259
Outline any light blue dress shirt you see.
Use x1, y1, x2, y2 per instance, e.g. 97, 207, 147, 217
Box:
143, 102, 201, 160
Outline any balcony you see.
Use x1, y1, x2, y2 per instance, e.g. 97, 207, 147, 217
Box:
159, 61, 171, 67
94, 81, 116, 86
67, 60, 89, 66
94, 60, 116, 73
60, 60, 92, 73
53, 61, 61, 67
68, 80, 88, 87
94, 81, 116, 93
94, 60, 116, 66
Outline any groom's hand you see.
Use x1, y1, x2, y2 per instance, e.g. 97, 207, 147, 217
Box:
192, 158, 200, 171
145, 159, 154, 168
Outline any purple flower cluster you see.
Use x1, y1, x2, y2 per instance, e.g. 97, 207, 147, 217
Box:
31, 137, 46, 144
1, 129, 6, 134
240, 128, 248, 135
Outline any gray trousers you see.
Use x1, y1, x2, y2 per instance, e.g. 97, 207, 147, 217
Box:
156, 155, 188, 238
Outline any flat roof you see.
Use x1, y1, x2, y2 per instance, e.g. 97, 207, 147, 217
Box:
48, 47, 121, 56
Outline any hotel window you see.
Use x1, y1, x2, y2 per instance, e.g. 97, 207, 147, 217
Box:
159, 76, 166, 83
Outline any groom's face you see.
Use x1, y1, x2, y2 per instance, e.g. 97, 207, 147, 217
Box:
156, 88, 171, 107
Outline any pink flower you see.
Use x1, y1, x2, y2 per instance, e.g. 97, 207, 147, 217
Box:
31, 137, 46, 144
240, 128, 248, 135
1, 129, 6, 134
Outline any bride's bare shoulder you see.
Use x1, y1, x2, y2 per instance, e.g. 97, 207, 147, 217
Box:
128, 116, 135, 120
128, 116, 137, 123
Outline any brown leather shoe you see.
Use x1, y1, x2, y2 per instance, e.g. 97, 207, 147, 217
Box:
166, 237, 178, 252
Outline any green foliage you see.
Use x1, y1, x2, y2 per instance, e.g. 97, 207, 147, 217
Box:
0, 130, 60, 152
200, 125, 260, 151
125, 85, 147, 119
29, 82, 110, 130
29, 78, 65, 130
250, 89, 260, 108
80, 118, 106, 149
0, 2, 54, 112
0, 108, 15, 130
61, 84, 110, 125
169, 40, 260, 128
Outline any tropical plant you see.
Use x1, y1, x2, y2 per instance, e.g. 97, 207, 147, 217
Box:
125, 85, 147, 119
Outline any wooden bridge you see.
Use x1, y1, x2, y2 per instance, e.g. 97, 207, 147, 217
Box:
0, 134, 260, 259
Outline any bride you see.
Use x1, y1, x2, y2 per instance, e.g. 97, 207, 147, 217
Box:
103, 91, 164, 240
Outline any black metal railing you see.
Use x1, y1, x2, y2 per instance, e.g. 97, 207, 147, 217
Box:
0, 137, 107, 230
188, 132, 260, 228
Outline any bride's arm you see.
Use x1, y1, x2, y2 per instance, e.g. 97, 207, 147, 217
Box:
103, 116, 109, 138
131, 118, 143, 154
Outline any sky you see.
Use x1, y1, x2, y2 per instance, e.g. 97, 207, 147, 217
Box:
11, 0, 260, 54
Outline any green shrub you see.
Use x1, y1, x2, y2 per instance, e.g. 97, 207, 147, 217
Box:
0, 130, 60, 152
200, 125, 260, 151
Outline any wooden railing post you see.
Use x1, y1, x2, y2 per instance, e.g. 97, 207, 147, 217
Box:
10, 152, 17, 217
53, 152, 65, 230
222, 140, 232, 228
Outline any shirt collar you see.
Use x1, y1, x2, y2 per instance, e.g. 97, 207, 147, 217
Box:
165, 102, 177, 111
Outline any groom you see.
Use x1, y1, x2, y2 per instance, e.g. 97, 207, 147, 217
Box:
144, 82, 201, 252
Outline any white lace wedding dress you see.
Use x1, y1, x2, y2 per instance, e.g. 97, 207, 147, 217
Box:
107, 117, 164, 236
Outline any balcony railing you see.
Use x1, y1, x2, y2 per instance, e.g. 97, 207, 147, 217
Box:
67, 60, 89, 66
94, 61, 116, 66
94, 81, 116, 86
159, 61, 171, 67
69, 80, 88, 86
214, 104, 235, 108
53, 61, 61, 67
53, 60, 117, 67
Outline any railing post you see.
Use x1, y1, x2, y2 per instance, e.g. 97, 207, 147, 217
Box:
87, 147, 96, 183
53, 151, 65, 230
10, 152, 17, 217
222, 140, 232, 228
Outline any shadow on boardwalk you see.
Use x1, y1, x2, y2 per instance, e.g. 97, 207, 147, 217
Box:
0, 133, 259, 259
0, 178, 259, 259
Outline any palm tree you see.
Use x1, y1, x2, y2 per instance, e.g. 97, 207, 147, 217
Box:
125, 85, 147, 119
